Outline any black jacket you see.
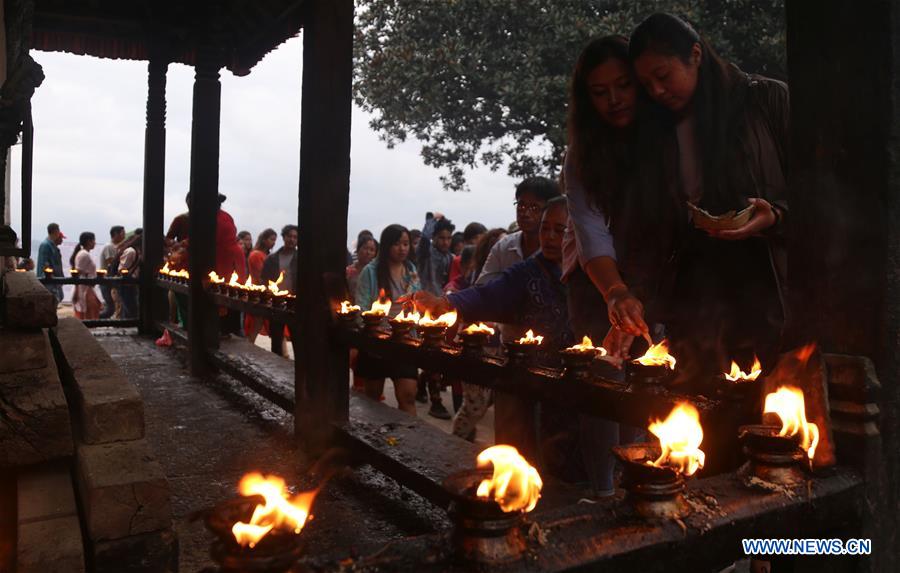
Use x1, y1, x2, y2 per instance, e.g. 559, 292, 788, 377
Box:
261, 248, 298, 293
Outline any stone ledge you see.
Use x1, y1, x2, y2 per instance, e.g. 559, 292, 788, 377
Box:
17, 515, 85, 573
0, 339, 74, 468
2, 271, 57, 329
76, 439, 172, 542
52, 318, 145, 444
0, 328, 47, 373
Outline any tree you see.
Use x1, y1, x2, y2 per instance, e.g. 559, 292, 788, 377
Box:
354, 0, 785, 191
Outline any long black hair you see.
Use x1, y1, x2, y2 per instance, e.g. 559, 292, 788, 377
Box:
254, 228, 277, 253
630, 12, 750, 213
70, 232, 95, 267
567, 35, 636, 216
375, 224, 410, 293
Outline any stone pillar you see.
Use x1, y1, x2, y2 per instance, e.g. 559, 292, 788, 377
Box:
140, 55, 168, 334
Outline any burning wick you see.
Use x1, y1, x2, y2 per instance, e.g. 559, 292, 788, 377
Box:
724, 356, 762, 382
647, 403, 706, 477
564, 335, 608, 356
463, 323, 495, 335
763, 386, 820, 460
338, 300, 361, 314
516, 329, 543, 345
363, 289, 391, 316
231, 473, 318, 549
120, 269, 130, 276
43, 267, 54, 274
476, 445, 543, 513
392, 308, 421, 323
97, 269, 107, 276
417, 309, 458, 328
265, 270, 287, 295
208, 271, 225, 284
633, 339, 676, 370
159, 262, 171, 275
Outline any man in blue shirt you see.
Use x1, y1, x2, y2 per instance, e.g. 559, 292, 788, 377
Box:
36, 222, 65, 304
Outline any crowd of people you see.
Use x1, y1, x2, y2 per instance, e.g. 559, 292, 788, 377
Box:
351, 13, 790, 495
7, 13, 790, 497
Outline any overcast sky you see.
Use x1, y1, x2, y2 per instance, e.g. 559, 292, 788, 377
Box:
10, 35, 519, 252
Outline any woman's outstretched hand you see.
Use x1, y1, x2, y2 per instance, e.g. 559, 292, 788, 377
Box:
709, 198, 777, 241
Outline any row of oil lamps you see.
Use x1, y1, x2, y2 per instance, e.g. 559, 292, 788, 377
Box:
337, 293, 764, 390
158, 263, 296, 309
37, 266, 131, 277
202, 385, 821, 570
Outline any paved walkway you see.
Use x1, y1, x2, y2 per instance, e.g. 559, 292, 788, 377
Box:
252, 333, 496, 446
94, 330, 447, 571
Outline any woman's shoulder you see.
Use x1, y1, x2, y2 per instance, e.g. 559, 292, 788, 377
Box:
743, 73, 789, 113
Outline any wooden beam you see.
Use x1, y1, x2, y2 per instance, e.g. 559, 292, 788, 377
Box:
295, 0, 354, 450
785, 1, 900, 570
139, 54, 168, 335
187, 43, 223, 375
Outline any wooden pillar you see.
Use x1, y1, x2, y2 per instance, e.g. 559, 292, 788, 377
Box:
295, 0, 354, 448
140, 55, 168, 334
187, 45, 222, 375
786, 1, 898, 569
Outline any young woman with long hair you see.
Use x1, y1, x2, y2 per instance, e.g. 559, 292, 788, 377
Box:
613, 13, 789, 381
562, 35, 647, 496
346, 235, 378, 302
355, 224, 421, 415
245, 228, 278, 343
71, 231, 101, 319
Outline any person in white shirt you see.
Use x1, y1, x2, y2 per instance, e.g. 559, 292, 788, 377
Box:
99, 225, 125, 319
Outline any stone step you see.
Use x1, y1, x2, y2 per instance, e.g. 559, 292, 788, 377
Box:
51, 318, 145, 444
0, 335, 74, 468
2, 271, 57, 329
75, 439, 172, 542
16, 465, 85, 573
0, 328, 48, 373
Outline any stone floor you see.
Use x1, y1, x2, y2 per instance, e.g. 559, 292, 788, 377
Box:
251, 333, 497, 445
93, 329, 449, 572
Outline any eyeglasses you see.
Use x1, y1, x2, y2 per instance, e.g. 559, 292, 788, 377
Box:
514, 201, 543, 214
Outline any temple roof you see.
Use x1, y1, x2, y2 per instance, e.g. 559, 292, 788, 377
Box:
32, 0, 306, 75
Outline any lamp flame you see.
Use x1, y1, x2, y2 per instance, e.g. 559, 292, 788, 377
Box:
565, 335, 608, 356
208, 271, 225, 284
231, 473, 318, 548
634, 339, 676, 370
338, 300, 360, 314
516, 330, 543, 345
724, 356, 762, 382
392, 308, 421, 323
763, 386, 820, 460
417, 309, 458, 328
363, 289, 391, 316
647, 403, 706, 476
463, 323, 495, 335
475, 445, 543, 513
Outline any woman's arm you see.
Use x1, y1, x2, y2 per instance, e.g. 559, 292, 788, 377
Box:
711, 79, 789, 241
565, 152, 649, 338
355, 266, 375, 312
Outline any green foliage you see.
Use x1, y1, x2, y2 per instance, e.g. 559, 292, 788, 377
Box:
354, 0, 785, 191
